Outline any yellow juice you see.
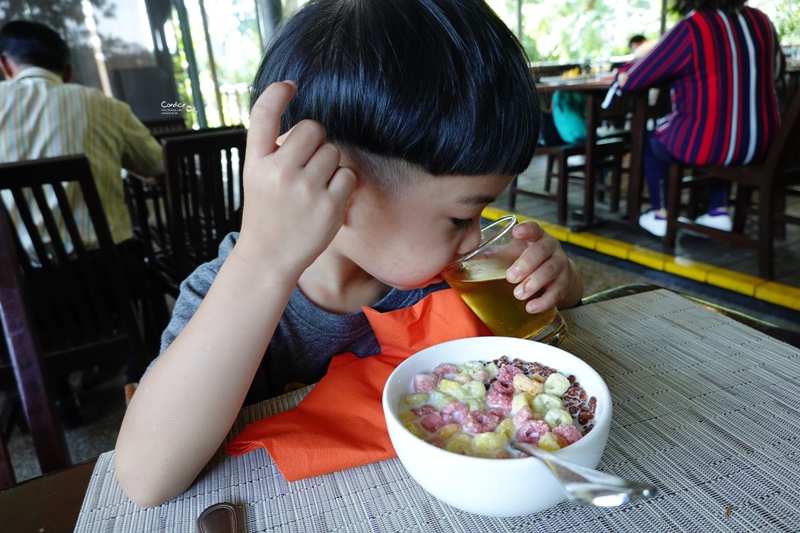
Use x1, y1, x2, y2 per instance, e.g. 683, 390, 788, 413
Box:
443, 258, 556, 339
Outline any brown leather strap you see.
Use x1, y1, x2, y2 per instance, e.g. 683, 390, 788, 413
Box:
197, 502, 241, 533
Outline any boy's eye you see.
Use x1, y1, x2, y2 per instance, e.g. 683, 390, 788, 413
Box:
451, 218, 474, 231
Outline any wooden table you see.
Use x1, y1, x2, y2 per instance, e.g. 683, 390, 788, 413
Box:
537, 78, 616, 230
530, 61, 584, 80
0, 460, 95, 532
2, 283, 798, 532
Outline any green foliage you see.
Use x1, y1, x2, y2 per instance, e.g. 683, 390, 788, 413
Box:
771, 0, 799, 44
491, 0, 796, 62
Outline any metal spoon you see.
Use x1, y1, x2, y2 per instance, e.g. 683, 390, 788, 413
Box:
512, 442, 658, 507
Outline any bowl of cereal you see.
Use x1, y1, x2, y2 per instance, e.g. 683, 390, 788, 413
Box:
382, 336, 612, 517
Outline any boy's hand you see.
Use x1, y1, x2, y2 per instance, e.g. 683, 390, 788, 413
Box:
505, 221, 582, 312
236, 81, 356, 274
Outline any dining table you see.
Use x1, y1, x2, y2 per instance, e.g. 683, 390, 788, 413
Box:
1, 283, 799, 532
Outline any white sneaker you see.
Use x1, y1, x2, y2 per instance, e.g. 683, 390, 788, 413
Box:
639, 211, 667, 237
694, 211, 733, 232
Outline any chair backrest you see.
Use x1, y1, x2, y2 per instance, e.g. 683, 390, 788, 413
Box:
161, 128, 247, 281
153, 124, 241, 143
776, 71, 800, 115
765, 91, 800, 183
0, 194, 70, 486
0, 155, 149, 378
598, 89, 634, 132
0, 155, 151, 484
124, 176, 175, 293
142, 117, 187, 136
124, 126, 247, 295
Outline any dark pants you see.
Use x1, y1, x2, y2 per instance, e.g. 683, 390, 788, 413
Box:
644, 131, 728, 212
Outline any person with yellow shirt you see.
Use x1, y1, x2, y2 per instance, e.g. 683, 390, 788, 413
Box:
0, 20, 166, 426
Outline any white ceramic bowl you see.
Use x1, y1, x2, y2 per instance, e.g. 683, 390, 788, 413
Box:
382, 336, 612, 517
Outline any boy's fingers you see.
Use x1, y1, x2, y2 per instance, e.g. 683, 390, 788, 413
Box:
304, 143, 342, 180
513, 220, 544, 242
278, 120, 328, 167
246, 81, 298, 159
327, 167, 357, 205
275, 127, 295, 147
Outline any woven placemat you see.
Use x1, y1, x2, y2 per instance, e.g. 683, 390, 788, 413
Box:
74, 289, 800, 532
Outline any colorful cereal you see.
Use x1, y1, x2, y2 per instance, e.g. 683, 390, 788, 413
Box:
398, 356, 596, 458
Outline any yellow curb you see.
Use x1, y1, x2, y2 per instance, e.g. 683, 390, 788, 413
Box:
756, 283, 800, 310
664, 257, 712, 283
706, 268, 761, 297
627, 246, 667, 271
593, 237, 635, 259
565, 232, 597, 249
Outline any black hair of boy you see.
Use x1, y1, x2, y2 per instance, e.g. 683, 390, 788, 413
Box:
0, 20, 70, 73
250, 0, 540, 182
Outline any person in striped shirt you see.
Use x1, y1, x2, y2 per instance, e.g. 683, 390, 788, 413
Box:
618, 0, 786, 237
0, 20, 164, 250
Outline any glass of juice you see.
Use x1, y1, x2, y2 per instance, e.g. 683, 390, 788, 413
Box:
442, 215, 567, 346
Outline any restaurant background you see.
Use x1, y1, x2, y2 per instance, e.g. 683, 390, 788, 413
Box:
1, 0, 796, 131
1, 0, 798, 493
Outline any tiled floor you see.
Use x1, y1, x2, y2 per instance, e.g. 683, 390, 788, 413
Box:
490, 155, 800, 312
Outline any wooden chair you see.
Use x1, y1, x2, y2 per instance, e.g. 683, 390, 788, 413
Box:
161, 128, 247, 285
509, 92, 631, 224
0, 431, 12, 488
142, 117, 187, 136
124, 126, 245, 297
0, 200, 71, 488
777, 69, 800, 116
664, 93, 800, 280
0, 155, 150, 483
508, 138, 625, 224
124, 176, 176, 296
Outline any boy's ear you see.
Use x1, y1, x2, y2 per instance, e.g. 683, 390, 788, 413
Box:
339, 168, 363, 227
342, 195, 355, 226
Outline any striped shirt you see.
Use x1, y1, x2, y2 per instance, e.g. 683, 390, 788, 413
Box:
0, 66, 163, 249
621, 7, 786, 166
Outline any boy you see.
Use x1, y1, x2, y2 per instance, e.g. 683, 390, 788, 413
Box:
116, 0, 583, 507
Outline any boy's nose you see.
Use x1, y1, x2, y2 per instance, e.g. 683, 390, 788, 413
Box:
456, 224, 482, 255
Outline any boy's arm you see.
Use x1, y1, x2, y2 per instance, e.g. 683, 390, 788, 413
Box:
114, 82, 356, 508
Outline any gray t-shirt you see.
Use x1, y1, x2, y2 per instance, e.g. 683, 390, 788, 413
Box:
160, 233, 449, 404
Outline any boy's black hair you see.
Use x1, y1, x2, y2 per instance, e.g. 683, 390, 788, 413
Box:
250, 0, 539, 180
0, 20, 70, 73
